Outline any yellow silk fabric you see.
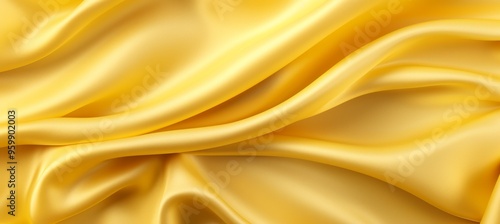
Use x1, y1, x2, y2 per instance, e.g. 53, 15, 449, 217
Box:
1, 0, 500, 223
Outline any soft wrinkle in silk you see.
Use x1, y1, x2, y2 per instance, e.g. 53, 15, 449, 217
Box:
0, 0, 500, 223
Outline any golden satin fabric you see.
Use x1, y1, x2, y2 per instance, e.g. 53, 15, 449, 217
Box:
1, 0, 500, 223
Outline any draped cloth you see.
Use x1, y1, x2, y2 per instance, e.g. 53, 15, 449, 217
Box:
1, 0, 500, 223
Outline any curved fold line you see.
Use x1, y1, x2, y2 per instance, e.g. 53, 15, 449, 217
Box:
335, 64, 500, 107
6, 19, 500, 148
187, 129, 500, 222
161, 191, 250, 224
481, 175, 500, 224
14, 66, 500, 156
31, 156, 156, 223
0, 0, 127, 72
60, 0, 378, 117
2, 1, 376, 145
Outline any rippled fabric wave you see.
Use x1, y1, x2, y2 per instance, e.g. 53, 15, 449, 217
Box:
1, 0, 500, 223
